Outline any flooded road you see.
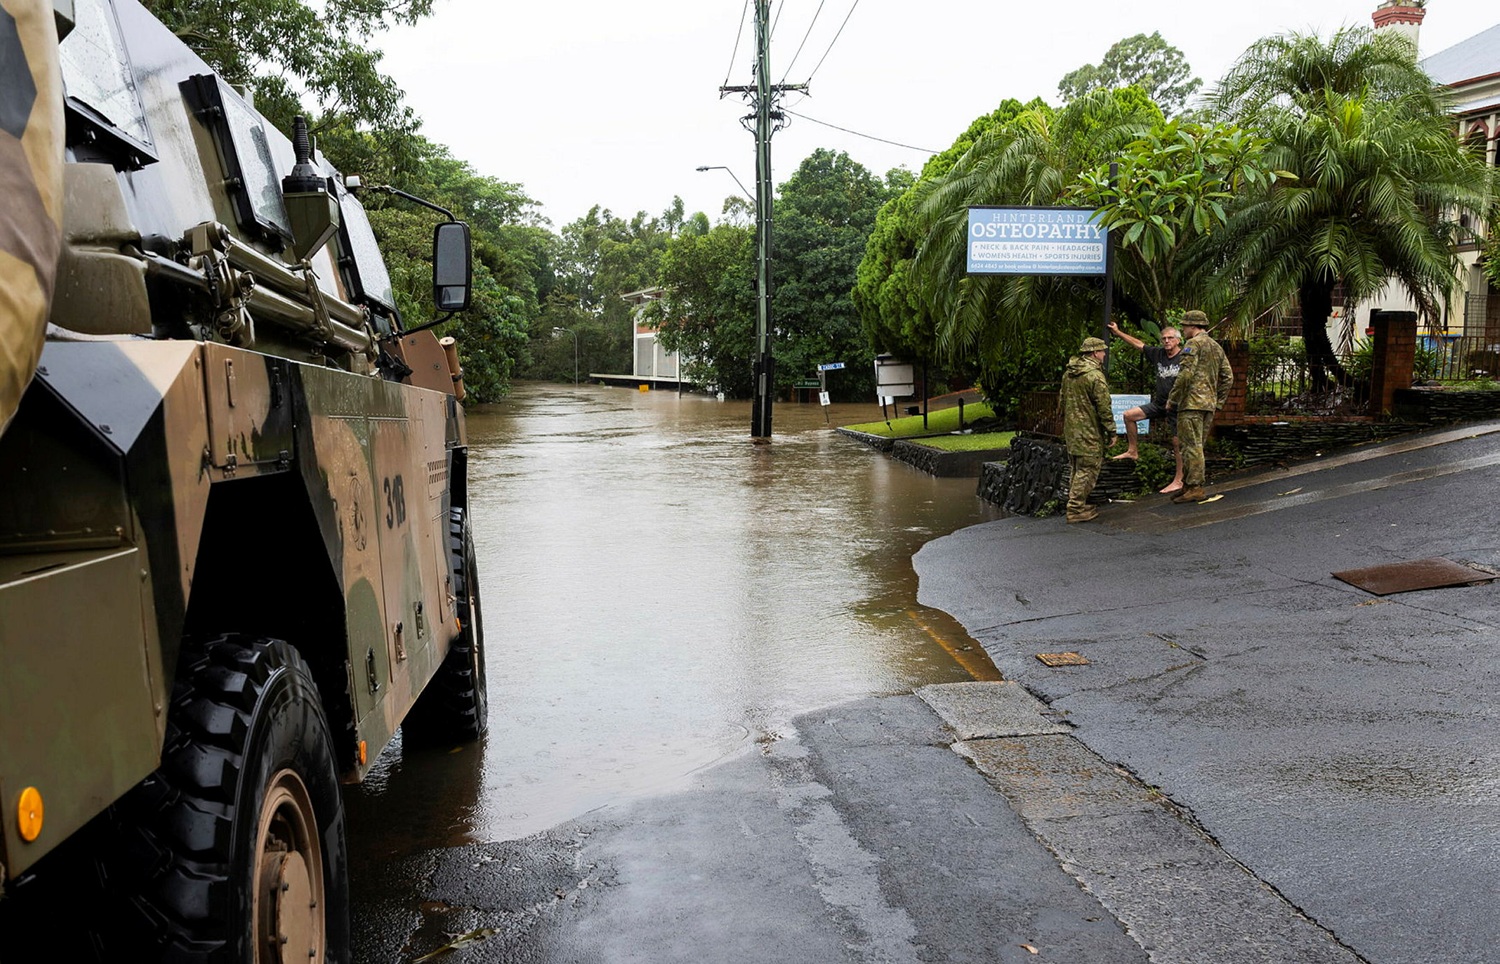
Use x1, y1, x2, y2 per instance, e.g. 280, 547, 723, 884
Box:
347, 382, 998, 870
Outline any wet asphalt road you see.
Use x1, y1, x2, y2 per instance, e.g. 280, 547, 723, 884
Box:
917, 420, 1500, 964
354, 409, 1500, 964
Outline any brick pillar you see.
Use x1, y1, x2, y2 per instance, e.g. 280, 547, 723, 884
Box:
1214, 341, 1250, 427
1369, 310, 1417, 417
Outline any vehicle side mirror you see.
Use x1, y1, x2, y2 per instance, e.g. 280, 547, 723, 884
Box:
433, 221, 472, 312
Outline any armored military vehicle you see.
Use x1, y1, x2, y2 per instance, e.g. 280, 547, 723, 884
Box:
0, 0, 487, 959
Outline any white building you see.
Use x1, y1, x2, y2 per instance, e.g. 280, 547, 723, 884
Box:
621, 288, 682, 385
1348, 2, 1500, 346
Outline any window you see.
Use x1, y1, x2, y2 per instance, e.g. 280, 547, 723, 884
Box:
181, 74, 293, 248
333, 179, 398, 315
58, 0, 156, 169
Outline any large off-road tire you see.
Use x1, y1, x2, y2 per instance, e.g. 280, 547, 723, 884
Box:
402, 506, 488, 746
105, 635, 351, 963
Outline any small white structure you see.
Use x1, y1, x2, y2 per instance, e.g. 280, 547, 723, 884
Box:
621, 288, 681, 383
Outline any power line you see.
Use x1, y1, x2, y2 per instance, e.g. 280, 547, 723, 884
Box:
781, 108, 939, 154
802, 0, 861, 85
780, 0, 827, 86
723, 0, 750, 88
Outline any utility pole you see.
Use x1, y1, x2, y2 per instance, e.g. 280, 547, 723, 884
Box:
721, 0, 805, 440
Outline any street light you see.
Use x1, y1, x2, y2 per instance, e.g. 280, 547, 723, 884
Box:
552, 326, 578, 386
695, 165, 754, 202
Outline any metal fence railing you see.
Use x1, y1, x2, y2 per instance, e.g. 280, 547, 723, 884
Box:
1243, 340, 1366, 416
1418, 335, 1500, 382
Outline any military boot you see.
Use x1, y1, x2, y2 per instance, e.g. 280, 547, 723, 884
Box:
1066, 506, 1099, 523
1171, 486, 1207, 504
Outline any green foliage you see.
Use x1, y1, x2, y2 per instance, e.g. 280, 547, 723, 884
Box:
1483, 237, 1500, 291
651, 224, 756, 396
1130, 441, 1173, 493
517, 201, 693, 384
1058, 32, 1204, 117
853, 99, 1044, 371
656, 152, 899, 399
913, 89, 1159, 392
1207, 27, 1494, 381
772, 150, 899, 400
1070, 118, 1279, 325
143, 0, 429, 139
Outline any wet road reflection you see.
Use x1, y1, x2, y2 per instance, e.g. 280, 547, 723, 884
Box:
347, 382, 999, 865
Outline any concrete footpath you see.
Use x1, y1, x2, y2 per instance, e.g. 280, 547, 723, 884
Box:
916, 421, 1500, 964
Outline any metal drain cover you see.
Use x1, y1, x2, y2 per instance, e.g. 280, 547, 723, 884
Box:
1036, 652, 1090, 666
1332, 557, 1496, 595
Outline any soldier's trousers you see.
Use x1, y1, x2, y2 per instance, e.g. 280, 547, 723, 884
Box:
1178, 410, 1211, 487
1067, 451, 1103, 517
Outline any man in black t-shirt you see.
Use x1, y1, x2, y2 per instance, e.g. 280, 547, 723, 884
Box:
1107, 320, 1186, 495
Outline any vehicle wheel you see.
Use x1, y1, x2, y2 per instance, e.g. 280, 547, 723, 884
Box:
402, 506, 488, 745
103, 635, 351, 963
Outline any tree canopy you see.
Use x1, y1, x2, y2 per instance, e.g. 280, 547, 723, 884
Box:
1207, 27, 1494, 384
1058, 32, 1202, 117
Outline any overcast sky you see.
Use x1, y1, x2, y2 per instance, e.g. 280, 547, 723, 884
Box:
376, 0, 1499, 228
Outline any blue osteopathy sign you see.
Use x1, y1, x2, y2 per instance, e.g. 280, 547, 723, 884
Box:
967, 207, 1107, 275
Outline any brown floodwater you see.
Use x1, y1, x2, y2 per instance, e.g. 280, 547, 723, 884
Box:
346, 382, 999, 858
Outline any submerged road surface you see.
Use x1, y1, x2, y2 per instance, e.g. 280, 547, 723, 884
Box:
347, 383, 1003, 958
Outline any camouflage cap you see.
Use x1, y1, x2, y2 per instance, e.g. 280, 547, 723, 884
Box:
1080, 337, 1108, 353
1181, 309, 1209, 328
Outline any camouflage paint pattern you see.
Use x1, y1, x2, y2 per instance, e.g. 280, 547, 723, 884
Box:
0, 0, 63, 432
0, 0, 472, 880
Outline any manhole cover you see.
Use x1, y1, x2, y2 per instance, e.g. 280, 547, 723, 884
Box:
1036, 652, 1090, 666
1331, 557, 1496, 595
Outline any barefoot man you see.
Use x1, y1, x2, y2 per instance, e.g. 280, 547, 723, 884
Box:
1106, 319, 1185, 495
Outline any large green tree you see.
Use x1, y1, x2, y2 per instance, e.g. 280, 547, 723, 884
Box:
853, 99, 1043, 378
142, 0, 427, 142
912, 89, 1161, 412
651, 224, 756, 396
1069, 118, 1280, 321
1208, 27, 1495, 385
1058, 32, 1202, 117
770, 149, 899, 400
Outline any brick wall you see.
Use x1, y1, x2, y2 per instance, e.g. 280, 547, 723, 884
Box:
1215, 341, 1250, 427
1369, 310, 1417, 416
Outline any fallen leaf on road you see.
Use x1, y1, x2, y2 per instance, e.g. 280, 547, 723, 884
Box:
1276, 487, 1302, 496
413, 928, 499, 962
1197, 494, 1224, 504
1021, 944, 1039, 954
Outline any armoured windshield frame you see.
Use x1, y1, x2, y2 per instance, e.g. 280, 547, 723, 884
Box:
182, 73, 294, 249
332, 176, 398, 317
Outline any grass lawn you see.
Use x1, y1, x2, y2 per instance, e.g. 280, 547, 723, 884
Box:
905, 431, 1015, 452
842, 402, 995, 438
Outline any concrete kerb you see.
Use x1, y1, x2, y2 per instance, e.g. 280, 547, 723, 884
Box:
914, 681, 1362, 963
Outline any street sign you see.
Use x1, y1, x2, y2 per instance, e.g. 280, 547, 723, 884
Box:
818, 391, 831, 406
817, 362, 845, 371
793, 379, 821, 389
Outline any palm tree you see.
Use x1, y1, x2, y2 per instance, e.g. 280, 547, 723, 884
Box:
913, 89, 1159, 367
1207, 27, 1494, 387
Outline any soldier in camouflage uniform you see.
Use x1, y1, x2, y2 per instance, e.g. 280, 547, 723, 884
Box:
1061, 336, 1116, 523
1165, 310, 1233, 503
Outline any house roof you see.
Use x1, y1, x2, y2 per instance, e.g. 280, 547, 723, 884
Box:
1421, 21, 1500, 86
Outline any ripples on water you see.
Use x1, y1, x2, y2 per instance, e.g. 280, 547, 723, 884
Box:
347, 382, 999, 854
